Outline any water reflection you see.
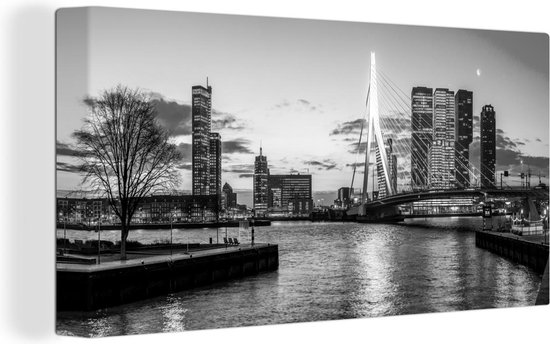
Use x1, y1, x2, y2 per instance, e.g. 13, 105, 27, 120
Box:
57, 219, 542, 337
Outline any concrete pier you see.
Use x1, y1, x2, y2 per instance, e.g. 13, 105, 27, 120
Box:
57, 243, 278, 311
475, 230, 548, 274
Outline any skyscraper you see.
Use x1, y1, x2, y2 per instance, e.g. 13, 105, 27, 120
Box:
192, 84, 212, 196
480, 105, 496, 189
209, 132, 222, 197
376, 138, 398, 198
454, 90, 473, 188
411, 87, 433, 190
389, 140, 398, 194
429, 88, 455, 189
253, 147, 269, 216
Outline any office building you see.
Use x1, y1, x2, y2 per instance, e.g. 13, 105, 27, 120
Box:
253, 147, 269, 216
192, 84, 213, 196
454, 90, 473, 188
480, 105, 496, 189
376, 138, 398, 198
429, 88, 455, 189
268, 174, 313, 215
209, 132, 222, 197
411, 87, 433, 190
57, 194, 220, 224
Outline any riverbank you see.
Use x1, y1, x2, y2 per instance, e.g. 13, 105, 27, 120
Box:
56, 219, 271, 231
475, 230, 549, 274
57, 243, 279, 311
57, 220, 543, 337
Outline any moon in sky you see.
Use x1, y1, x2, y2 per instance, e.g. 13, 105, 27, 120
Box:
476, 68, 482, 76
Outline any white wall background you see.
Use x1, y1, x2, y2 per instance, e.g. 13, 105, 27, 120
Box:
0, 1, 548, 343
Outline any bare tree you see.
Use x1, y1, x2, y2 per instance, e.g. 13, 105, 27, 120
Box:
74, 85, 182, 260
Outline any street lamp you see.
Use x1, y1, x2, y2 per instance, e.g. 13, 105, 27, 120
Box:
500, 170, 508, 189
97, 210, 101, 264
58, 210, 67, 254
170, 206, 176, 256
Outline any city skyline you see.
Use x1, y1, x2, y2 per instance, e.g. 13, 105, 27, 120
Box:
57, 7, 549, 206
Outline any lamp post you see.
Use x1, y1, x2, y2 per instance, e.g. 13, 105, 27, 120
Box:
97, 211, 101, 264
170, 206, 175, 257
500, 170, 508, 189
251, 218, 255, 247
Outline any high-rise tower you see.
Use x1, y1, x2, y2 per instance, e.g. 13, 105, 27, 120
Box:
253, 147, 269, 216
376, 138, 398, 198
454, 90, 473, 188
480, 105, 496, 189
209, 132, 222, 196
429, 88, 455, 189
192, 84, 213, 195
411, 86, 433, 190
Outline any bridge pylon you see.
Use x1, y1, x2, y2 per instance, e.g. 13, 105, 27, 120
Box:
362, 52, 395, 202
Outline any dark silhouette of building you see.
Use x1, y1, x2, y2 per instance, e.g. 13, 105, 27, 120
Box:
376, 138, 398, 197
454, 90, 473, 188
389, 140, 398, 193
209, 132, 222, 197
336, 187, 352, 208
222, 182, 237, 209
56, 194, 220, 224
253, 147, 269, 216
480, 105, 496, 189
268, 174, 313, 215
411, 86, 433, 190
192, 83, 213, 196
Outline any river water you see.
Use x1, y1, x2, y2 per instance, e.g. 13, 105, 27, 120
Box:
56, 218, 543, 337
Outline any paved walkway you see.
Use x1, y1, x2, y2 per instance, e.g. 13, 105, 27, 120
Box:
57, 243, 270, 273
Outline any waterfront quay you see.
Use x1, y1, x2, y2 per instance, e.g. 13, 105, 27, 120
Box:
57, 219, 271, 231
475, 230, 548, 274
57, 243, 279, 311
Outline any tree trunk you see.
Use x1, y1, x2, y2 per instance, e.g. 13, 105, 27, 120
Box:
120, 225, 129, 260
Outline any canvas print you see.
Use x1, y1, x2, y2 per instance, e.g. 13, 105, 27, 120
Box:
56, 7, 549, 337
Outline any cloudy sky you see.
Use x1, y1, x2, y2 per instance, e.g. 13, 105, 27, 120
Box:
56, 7, 549, 206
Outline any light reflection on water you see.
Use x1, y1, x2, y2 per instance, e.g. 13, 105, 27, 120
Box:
57, 218, 543, 337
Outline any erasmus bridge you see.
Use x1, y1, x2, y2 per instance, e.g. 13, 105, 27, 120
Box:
346, 52, 548, 222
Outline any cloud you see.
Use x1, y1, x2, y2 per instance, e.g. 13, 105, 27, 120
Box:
222, 139, 254, 154
348, 141, 367, 154
274, 99, 322, 113
212, 110, 246, 131
536, 138, 542, 142
151, 98, 192, 136
239, 173, 254, 178
303, 159, 339, 170
56, 141, 87, 157
153, 95, 247, 135
470, 131, 549, 177
223, 164, 254, 174
176, 162, 192, 171
175, 143, 192, 162
56, 161, 81, 173
330, 118, 365, 136
496, 135, 519, 150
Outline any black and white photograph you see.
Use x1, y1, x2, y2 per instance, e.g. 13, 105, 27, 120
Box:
52, 5, 549, 339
